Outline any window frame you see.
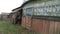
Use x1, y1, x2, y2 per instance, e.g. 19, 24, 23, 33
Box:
23, 7, 33, 17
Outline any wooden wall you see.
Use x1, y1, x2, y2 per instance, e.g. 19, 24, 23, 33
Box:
22, 16, 60, 34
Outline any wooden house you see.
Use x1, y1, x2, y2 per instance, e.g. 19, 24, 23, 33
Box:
9, 12, 15, 23
0, 15, 2, 20
11, 0, 60, 34
0, 13, 9, 21
21, 0, 60, 34
10, 7, 22, 24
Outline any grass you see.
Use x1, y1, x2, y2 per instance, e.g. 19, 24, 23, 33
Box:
0, 21, 40, 34
0, 21, 23, 34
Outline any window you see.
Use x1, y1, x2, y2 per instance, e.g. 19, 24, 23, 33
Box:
23, 9, 26, 16
55, 5, 60, 13
37, 7, 44, 15
52, 5, 60, 16
34, 8, 37, 15
36, 5, 60, 16
26, 8, 33, 16
34, 7, 44, 15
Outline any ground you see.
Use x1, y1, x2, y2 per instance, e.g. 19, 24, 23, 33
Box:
0, 21, 23, 34
0, 21, 39, 34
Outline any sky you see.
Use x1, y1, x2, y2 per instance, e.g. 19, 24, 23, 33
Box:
0, 0, 24, 14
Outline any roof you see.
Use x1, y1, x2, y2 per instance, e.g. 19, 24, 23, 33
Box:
12, 7, 21, 11
20, 0, 52, 7
12, 0, 50, 11
1, 13, 9, 16
12, 0, 32, 11
20, 0, 32, 8
12, 0, 42, 11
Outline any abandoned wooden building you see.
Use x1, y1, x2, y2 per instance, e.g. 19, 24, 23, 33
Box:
10, 7, 22, 24
9, 12, 15, 23
0, 13, 10, 21
11, 0, 60, 34
0, 15, 2, 20
21, 0, 60, 34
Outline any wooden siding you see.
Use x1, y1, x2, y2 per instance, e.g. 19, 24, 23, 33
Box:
22, 16, 31, 30
22, 16, 60, 34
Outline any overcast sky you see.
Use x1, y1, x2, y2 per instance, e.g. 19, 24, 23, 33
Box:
0, 0, 24, 14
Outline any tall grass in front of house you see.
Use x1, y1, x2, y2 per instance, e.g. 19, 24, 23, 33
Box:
0, 21, 23, 34
0, 21, 40, 34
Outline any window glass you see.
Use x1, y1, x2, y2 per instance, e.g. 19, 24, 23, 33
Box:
53, 5, 60, 16
55, 5, 60, 13
37, 7, 43, 15
26, 8, 33, 16
33, 5, 60, 16
37, 7, 44, 15
34, 8, 37, 15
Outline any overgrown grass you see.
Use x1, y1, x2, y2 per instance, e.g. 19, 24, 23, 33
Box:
0, 21, 40, 34
0, 21, 23, 34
